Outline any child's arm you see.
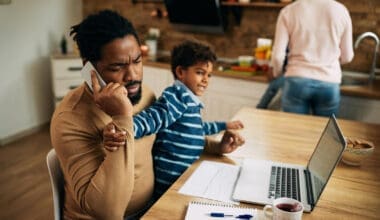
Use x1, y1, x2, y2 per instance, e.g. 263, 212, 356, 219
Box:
203, 122, 226, 135
203, 120, 244, 135
133, 85, 189, 138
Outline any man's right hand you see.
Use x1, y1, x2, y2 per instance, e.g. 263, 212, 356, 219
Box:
91, 71, 133, 117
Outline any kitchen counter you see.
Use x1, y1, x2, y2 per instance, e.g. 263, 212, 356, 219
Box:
143, 58, 380, 100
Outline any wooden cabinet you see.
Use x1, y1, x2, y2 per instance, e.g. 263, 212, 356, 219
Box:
339, 96, 380, 124
50, 55, 83, 107
221, 1, 290, 8
143, 66, 174, 97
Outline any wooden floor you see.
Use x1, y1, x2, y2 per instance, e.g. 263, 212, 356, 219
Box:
0, 124, 54, 220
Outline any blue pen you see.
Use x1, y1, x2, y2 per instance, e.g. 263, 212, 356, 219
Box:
210, 212, 253, 219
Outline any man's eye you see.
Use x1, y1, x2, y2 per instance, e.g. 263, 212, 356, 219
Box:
109, 67, 121, 72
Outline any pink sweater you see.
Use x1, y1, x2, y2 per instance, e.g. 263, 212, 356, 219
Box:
271, 0, 354, 83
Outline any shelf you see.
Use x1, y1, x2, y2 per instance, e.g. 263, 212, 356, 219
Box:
221, 1, 289, 8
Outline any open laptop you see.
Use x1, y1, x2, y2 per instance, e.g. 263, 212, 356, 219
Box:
232, 115, 346, 212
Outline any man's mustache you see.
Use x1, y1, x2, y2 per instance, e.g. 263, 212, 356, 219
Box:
124, 80, 142, 88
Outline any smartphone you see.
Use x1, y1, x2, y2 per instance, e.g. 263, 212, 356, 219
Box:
81, 61, 106, 91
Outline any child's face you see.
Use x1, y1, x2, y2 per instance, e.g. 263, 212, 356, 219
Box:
176, 61, 213, 96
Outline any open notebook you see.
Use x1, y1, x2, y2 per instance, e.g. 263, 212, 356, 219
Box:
185, 201, 257, 220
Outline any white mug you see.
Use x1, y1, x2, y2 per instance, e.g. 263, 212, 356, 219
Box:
263, 197, 303, 220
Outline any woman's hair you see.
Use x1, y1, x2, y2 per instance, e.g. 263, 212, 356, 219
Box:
171, 39, 217, 78
70, 10, 140, 62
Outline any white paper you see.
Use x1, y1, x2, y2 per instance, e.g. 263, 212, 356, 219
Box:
179, 161, 241, 204
184, 201, 257, 220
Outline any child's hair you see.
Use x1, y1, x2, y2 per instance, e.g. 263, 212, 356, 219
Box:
171, 40, 217, 79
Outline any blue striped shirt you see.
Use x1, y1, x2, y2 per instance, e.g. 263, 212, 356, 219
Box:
133, 80, 226, 198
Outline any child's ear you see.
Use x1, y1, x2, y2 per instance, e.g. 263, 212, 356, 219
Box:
175, 66, 184, 80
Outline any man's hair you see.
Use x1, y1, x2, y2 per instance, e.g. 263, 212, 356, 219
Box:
70, 10, 140, 62
171, 40, 217, 79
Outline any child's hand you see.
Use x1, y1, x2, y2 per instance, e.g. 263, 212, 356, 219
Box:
226, 120, 244, 130
103, 122, 126, 152
219, 130, 245, 154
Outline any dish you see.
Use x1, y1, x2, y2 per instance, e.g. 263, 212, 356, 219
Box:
341, 137, 375, 166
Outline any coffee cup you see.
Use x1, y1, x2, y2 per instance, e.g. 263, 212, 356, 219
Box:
263, 197, 303, 220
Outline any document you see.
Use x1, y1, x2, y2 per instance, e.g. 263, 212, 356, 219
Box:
179, 161, 241, 204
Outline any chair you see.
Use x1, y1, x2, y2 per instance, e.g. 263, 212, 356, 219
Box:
46, 149, 64, 220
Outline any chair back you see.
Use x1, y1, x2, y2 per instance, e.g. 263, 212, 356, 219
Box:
46, 149, 64, 220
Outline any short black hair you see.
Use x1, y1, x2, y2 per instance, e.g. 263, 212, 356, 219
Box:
70, 10, 140, 62
171, 40, 217, 79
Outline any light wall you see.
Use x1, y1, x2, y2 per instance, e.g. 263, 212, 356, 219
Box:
0, 0, 82, 144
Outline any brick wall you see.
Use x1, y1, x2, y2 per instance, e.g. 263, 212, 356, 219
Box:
82, 0, 379, 73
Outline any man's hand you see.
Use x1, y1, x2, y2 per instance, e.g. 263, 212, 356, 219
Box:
226, 120, 244, 130
103, 122, 126, 152
91, 70, 133, 117
218, 130, 245, 154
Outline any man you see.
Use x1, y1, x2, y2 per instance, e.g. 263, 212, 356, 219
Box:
50, 10, 244, 220
270, 0, 354, 116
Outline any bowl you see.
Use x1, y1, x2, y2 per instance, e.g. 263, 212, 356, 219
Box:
238, 55, 254, 67
341, 137, 375, 166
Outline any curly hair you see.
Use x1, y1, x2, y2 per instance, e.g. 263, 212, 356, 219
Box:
70, 10, 140, 62
171, 40, 217, 79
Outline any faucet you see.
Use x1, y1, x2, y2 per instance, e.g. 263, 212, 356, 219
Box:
354, 32, 380, 84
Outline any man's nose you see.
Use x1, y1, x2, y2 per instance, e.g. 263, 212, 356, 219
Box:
123, 65, 138, 82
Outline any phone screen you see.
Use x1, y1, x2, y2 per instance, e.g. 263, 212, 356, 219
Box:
81, 61, 106, 91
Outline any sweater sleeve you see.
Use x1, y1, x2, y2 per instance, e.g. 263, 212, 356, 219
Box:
50, 112, 135, 220
133, 85, 189, 138
271, 9, 289, 77
203, 121, 226, 135
339, 8, 354, 64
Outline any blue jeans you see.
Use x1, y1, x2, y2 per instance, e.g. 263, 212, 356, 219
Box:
257, 75, 285, 109
281, 77, 340, 117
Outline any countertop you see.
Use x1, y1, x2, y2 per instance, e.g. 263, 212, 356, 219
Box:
143, 58, 380, 100
51, 53, 380, 100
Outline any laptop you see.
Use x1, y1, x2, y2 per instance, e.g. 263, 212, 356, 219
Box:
232, 115, 346, 212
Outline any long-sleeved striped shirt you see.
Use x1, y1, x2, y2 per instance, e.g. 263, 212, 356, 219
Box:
133, 80, 226, 198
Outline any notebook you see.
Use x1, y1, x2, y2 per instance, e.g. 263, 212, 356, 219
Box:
184, 201, 257, 220
232, 115, 346, 212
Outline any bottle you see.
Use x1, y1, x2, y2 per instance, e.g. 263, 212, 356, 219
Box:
60, 35, 67, 54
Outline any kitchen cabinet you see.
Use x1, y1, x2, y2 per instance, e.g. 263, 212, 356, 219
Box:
221, 1, 289, 8
339, 95, 380, 124
50, 55, 83, 107
143, 66, 173, 97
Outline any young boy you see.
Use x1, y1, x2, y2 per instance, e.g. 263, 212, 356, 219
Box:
104, 39, 244, 198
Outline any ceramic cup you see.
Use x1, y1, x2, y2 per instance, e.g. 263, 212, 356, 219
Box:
263, 197, 303, 220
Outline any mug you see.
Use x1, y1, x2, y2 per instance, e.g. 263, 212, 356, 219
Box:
263, 197, 303, 220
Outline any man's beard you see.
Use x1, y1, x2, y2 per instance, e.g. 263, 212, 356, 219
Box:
125, 81, 142, 105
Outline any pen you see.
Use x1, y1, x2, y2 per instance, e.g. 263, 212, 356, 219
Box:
209, 212, 253, 219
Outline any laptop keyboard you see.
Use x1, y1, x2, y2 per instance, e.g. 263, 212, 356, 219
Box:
268, 166, 301, 201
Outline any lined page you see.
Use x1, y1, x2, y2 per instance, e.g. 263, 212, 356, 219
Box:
185, 201, 257, 220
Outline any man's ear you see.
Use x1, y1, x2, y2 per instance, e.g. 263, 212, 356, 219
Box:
175, 66, 184, 80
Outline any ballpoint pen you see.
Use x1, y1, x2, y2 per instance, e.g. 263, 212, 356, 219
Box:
209, 212, 253, 219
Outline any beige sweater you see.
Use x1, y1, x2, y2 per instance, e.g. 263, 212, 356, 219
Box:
50, 83, 220, 219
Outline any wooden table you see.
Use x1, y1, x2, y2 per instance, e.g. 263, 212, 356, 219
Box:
142, 108, 380, 220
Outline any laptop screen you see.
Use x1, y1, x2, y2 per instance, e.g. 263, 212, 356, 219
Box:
307, 116, 346, 205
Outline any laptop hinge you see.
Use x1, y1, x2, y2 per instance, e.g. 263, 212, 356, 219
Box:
304, 169, 315, 208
